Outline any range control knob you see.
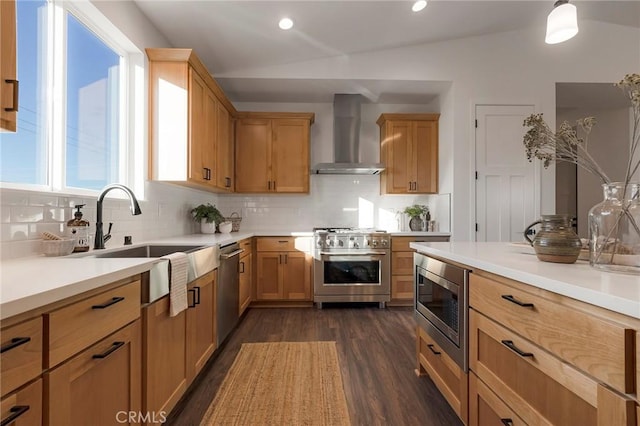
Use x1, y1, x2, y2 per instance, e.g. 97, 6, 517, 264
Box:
353, 241, 359, 248
338, 240, 344, 247
328, 240, 334, 247
372, 240, 379, 247
381, 240, 388, 247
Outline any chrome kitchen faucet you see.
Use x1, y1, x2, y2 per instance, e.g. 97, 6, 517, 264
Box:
94, 184, 142, 250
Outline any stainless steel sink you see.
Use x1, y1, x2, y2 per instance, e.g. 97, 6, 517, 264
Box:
87, 244, 220, 303
92, 244, 205, 258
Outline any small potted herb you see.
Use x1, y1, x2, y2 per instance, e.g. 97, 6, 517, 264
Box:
191, 203, 225, 234
403, 204, 430, 231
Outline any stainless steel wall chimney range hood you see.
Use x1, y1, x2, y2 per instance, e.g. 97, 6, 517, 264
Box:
311, 94, 385, 175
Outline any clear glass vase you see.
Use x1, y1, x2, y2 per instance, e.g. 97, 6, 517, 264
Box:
588, 182, 640, 274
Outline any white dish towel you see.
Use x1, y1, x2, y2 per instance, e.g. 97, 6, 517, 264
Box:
163, 252, 189, 317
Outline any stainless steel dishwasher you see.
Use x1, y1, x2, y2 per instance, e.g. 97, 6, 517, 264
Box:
217, 242, 243, 346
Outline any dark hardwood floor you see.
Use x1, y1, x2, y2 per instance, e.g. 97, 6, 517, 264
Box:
166, 306, 463, 426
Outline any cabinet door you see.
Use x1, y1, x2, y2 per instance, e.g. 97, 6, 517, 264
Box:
383, 121, 413, 193
143, 296, 187, 416
1, 378, 42, 426
414, 119, 438, 193
271, 119, 310, 193
47, 320, 142, 426
235, 119, 271, 192
469, 309, 597, 426
469, 372, 526, 426
216, 102, 233, 190
239, 253, 252, 314
188, 69, 209, 184
256, 252, 282, 300
0, 0, 17, 132
1, 317, 42, 398
282, 251, 311, 300
391, 275, 414, 301
186, 271, 216, 383
203, 87, 218, 187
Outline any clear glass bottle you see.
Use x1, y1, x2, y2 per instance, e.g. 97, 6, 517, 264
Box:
588, 182, 640, 274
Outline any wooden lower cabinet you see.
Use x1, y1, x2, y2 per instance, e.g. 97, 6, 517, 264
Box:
391, 236, 449, 304
186, 270, 217, 383
239, 252, 252, 314
1, 317, 43, 397
468, 372, 525, 426
1, 379, 42, 426
255, 239, 312, 302
415, 326, 468, 424
143, 296, 187, 418
46, 319, 141, 426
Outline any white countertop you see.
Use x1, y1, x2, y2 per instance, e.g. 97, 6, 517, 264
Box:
390, 232, 451, 237
0, 231, 316, 321
410, 242, 640, 319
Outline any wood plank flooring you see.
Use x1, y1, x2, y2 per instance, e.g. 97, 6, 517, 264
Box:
166, 306, 463, 426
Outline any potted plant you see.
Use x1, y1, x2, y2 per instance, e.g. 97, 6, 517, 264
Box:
191, 203, 225, 234
403, 204, 430, 231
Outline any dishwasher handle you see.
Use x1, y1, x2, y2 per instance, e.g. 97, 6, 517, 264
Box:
220, 248, 244, 259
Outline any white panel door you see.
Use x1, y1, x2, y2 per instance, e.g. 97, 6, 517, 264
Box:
476, 105, 537, 242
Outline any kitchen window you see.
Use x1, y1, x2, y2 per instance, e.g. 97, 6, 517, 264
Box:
0, 0, 144, 197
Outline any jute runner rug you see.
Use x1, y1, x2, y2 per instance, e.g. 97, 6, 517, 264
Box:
200, 341, 351, 426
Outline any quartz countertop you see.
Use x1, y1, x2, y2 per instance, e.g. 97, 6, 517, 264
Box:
410, 241, 640, 319
389, 231, 451, 237
0, 231, 316, 321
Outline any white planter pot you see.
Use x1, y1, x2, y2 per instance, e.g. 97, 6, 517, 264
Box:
218, 221, 233, 233
200, 219, 217, 234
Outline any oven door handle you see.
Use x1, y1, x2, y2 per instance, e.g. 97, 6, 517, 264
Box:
319, 251, 387, 256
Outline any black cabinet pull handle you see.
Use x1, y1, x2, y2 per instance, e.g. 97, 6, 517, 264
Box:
501, 340, 533, 358
501, 294, 534, 308
427, 344, 441, 355
239, 261, 245, 273
284, 254, 288, 264
188, 289, 197, 308
92, 296, 125, 309
273, 181, 276, 191
225, 177, 231, 188
268, 181, 271, 190
501, 419, 514, 426
4, 79, 19, 112
1, 405, 30, 426
92, 341, 125, 359
194, 286, 201, 305
0, 337, 31, 354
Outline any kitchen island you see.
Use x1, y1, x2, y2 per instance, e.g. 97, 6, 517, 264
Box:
411, 241, 640, 426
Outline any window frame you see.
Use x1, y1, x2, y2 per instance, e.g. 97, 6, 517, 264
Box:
0, 0, 144, 200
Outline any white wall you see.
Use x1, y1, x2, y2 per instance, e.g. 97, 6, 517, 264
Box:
557, 106, 632, 237
217, 20, 640, 241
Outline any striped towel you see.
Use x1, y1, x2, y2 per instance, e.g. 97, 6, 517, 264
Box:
163, 252, 189, 317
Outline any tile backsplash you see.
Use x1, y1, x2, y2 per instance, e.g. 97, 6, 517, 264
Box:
1, 176, 451, 259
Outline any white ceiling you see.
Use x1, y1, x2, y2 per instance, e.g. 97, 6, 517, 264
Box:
133, 0, 640, 104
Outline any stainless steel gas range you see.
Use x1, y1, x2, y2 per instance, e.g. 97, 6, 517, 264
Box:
313, 228, 391, 308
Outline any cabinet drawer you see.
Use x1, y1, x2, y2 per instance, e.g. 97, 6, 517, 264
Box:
391, 275, 414, 300
1, 317, 42, 397
391, 251, 414, 275
416, 326, 467, 423
0, 378, 42, 426
392, 236, 449, 251
46, 279, 141, 368
469, 372, 526, 426
470, 309, 597, 426
239, 238, 253, 257
470, 273, 633, 394
257, 237, 295, 251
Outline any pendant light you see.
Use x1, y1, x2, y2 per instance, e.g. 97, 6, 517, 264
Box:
545, 0, 579, 44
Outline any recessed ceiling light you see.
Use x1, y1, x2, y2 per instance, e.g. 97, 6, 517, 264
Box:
279, 17, 294, 30
412, 0, 427, 12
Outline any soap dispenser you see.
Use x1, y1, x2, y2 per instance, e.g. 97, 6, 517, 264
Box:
67, 204, 90, 252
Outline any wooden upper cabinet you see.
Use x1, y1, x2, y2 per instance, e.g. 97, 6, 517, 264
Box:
235, 112, 314, 194
0, 0, 17, 132
378, 113, 439, 194
146, 48, 236, 193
